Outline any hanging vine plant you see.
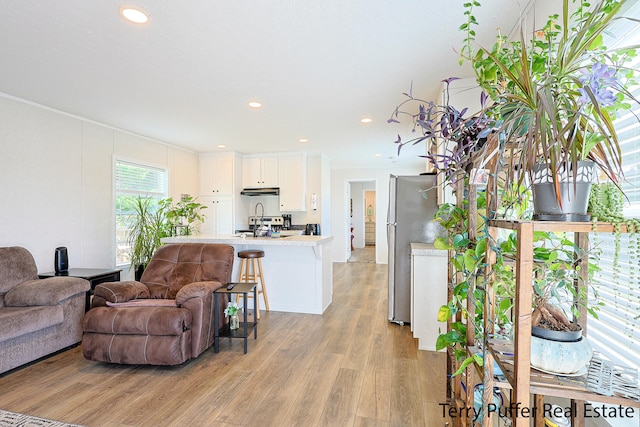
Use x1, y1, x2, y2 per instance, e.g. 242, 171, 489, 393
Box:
588, 182, 640, 341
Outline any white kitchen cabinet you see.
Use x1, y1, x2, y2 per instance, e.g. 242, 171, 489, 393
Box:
199, 196, 233, 235
410, 243, 448, 351
199, 154, 234, 196
278, 154, 307, 211
243, 156, 279, 188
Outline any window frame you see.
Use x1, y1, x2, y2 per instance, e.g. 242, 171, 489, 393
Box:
113, 157, 168, 267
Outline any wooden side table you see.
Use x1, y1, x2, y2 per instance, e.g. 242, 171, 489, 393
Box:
214, 282, 258, 354
38, 268, 121, 311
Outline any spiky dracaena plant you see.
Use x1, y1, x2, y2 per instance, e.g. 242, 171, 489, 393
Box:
469, 0, 639, 202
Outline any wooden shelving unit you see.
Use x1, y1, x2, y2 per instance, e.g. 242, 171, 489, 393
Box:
481, 219, 640, 427
446, 183, 639, 427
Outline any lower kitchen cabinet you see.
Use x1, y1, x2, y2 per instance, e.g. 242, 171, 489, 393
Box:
199, 196, 233, 235
410, 243, 448, 351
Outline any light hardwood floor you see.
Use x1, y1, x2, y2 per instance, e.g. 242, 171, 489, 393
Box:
0, 262, 453, 427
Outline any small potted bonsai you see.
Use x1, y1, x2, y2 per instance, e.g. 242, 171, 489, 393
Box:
494, 230, 602, 374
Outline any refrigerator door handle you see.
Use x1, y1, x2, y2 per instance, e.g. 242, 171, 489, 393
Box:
387, 221, 396, 322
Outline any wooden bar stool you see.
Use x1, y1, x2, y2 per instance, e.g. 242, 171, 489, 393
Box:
236, 250, 269, 318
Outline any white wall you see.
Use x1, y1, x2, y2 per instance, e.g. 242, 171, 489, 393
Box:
0, 94, 198, 276
0, 92, 423, 271
331, 165, 425, 263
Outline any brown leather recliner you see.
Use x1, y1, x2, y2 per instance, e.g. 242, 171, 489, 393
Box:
82, 243, 234, 365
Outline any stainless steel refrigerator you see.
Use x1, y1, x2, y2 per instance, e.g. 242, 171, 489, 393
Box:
387, 174, 443, 324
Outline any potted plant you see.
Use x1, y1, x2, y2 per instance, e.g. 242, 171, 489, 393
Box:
525, 232, 602, 373
465, 0, 639, 220
125, 196, 169, 279
388, 78, 500, 189
162, 195, 207, 236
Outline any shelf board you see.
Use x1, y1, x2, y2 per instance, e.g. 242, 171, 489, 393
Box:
486, 340, 640, 408
218, 322, 257, 338
488, 219, 630, 233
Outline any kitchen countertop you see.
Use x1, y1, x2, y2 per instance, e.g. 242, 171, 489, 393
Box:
410, 242, 447, 257
162, 234, 333, 247
160, 233, 334, 315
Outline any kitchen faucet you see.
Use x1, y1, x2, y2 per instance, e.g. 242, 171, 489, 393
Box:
254, 202, 265, 237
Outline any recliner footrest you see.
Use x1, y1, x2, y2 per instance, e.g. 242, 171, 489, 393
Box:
84, 306, 192, 335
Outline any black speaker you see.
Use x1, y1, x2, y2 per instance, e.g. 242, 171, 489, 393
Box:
54, 247, 69, 275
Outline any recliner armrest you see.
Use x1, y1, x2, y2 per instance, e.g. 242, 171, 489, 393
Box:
4, 277, 90, 307
92, 281, 151, 307
175, 281, 223, 305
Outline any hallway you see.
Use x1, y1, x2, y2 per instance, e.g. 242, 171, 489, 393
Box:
348, 245, 376, 263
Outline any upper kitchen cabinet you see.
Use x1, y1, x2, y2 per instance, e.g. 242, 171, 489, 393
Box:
243, 156, 279, 188
199, 153, 235, 196
279, 154, 307, 211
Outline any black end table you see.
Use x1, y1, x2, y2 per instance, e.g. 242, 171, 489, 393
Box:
38, 268, 121, 311
214, 282, 258, 354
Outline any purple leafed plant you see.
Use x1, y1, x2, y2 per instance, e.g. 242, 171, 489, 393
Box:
388, 78, 500, 185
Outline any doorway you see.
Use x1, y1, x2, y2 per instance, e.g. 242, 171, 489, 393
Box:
348, 181, 376, 263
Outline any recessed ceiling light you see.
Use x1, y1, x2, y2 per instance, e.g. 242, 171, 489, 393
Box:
248, 101, 262, 108
375, 153, 382, 157
298, 138, 309, 143
217, 144, 227, 149
120, 7, 149, 24
360, 117, 373, 124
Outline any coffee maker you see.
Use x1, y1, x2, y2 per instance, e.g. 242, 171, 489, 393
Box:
305, 223, 320, 236
282, 214, 292, 230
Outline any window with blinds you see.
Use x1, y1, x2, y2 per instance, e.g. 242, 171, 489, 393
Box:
114, 160, 167, 265
587, 2, 640, 370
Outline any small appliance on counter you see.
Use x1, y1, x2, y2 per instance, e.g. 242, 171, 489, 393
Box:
282, 214, 292, 230
305, 224, 320, 236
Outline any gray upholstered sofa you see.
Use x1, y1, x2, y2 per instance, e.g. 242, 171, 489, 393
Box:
0, 246, 90, 375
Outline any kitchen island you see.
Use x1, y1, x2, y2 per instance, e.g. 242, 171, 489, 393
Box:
161, 234, 334, 314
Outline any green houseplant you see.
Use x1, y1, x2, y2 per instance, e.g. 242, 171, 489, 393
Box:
465, 0, 639, 220
126, 196, 170, 279
126, 195, 207, 279
162, 195, 207, 236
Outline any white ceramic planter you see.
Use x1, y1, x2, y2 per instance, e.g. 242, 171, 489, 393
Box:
530, 335, 593, 374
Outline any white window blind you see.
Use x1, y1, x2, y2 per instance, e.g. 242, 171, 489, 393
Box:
588, 2, 640, 371
114, 160, 167, 265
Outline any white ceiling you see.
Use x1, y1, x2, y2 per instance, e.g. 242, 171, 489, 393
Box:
0, 0, 542, 169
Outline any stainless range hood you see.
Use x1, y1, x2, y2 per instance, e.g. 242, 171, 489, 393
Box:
240, 187, 280, 196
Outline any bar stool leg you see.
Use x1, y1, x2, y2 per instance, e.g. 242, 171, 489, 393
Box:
256, 258, 269, 311
237, 257, 262, 318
